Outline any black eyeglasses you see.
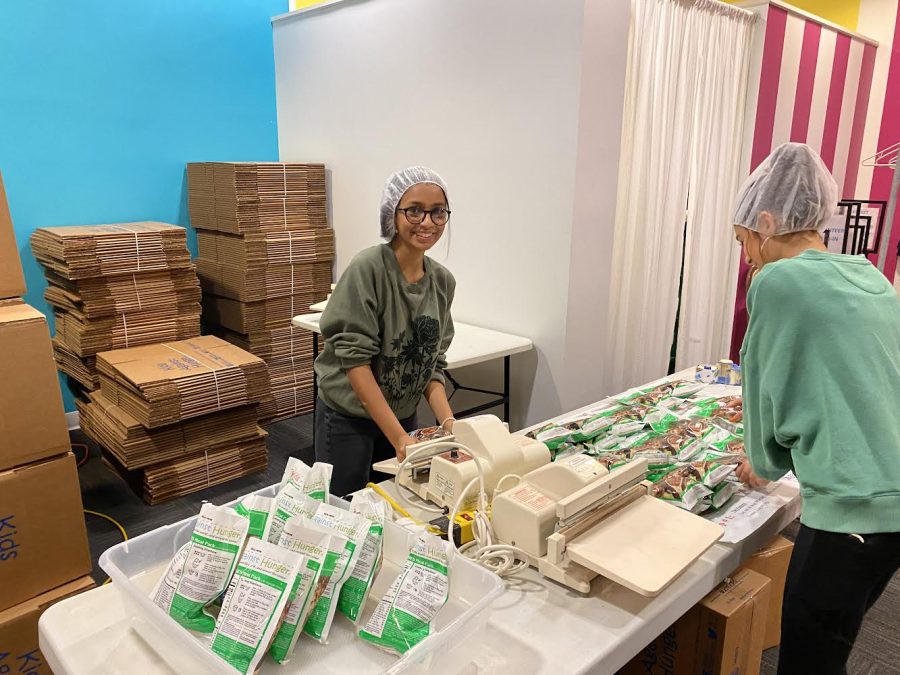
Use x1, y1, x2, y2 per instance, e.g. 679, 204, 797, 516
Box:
396, 206, 451, 226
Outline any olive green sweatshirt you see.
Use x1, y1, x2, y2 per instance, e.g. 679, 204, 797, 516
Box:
314, 244, 455, 420
741, 249, 900, 534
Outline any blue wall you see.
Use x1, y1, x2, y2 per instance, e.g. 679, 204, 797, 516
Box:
0, 0, 287, 413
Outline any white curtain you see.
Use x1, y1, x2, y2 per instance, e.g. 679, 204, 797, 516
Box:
606, 0, 756, 393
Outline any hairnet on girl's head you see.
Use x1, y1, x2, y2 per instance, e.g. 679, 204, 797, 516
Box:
732, 143, 838, 235
379, 166, 450, 239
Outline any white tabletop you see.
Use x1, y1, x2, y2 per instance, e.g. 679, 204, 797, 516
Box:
291, 313, 533, 370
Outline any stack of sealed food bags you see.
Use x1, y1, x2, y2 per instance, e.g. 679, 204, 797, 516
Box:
187, 162, 334, 422
149, 459, 450, 674
30, 222, 201, 392
81, 335, 271, 504
525, 379, 746, 514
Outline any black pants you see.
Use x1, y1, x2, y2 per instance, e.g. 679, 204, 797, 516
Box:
778, 524, 900, 675
314, 399, 417, 497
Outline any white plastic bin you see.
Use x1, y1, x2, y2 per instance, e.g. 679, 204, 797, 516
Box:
98, 486, 503, 674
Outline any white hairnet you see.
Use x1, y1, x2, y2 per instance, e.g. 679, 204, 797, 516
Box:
379, 166, 450, 239
732, 143, 838, 235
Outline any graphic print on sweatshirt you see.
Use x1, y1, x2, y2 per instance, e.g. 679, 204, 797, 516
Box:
377, 315, 441, 410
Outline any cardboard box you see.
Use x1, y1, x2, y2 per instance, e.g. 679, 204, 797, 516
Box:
197, 257, 333, 302
30, 222, 191, 280
0, 453, 93, 612
619, 568, 772, 675
695, 568, 771, 675
0, 300, 70, 472
740, 535, 794, 649
202, 292, 325, 333
0, 576, 95, 673
78, 391, 262, 469
619, 606, 700, 675
96, 335, 271, 428
0, 172, 26, 299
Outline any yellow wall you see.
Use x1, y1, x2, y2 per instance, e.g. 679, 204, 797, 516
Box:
787, 0, 860, 30
729, 0, 861, 31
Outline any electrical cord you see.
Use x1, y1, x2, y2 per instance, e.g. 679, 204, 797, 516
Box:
73, 443, 90, 468
394, 440, 531, 579
83, 509, 128, 585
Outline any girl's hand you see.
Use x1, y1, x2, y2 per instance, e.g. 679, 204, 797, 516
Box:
394, 435, 415, 463
735, 460, 769, 489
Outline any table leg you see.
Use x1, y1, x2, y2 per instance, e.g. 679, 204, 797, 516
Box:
312, 333, 319, 443
503, 355, 510, 423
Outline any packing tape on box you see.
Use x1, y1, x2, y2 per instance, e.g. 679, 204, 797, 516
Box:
106, 224, 147, 274
132, 273, 143, 310
121, 312, 130, 348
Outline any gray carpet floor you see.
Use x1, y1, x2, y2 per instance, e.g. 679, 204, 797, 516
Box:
72, 414, 899, 674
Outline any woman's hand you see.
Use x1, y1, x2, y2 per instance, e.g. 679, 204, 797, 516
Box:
735, 460, 769, 489
394, 435, 415, 463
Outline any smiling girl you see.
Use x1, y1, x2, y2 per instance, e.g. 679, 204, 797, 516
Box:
313, 167, 456, 496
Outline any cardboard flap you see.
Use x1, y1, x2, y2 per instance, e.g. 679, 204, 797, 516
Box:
34, 222, 184, 238
0, 300, 43, 326
0, 171, 26, 299
97, 335, 263, 385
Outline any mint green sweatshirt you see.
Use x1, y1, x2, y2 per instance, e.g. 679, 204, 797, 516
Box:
741, 249, 900, 534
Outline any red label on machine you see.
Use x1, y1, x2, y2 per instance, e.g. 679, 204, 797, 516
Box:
509, 485, 554, 511
440, 449, 473, 464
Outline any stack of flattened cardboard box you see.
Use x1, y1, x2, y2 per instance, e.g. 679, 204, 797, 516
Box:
30, 222, 201, 392
88, 336, 271, 504
187, 162, 333, 421
0, 171, 95, 671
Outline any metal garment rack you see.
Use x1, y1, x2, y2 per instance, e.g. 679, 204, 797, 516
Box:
828, 200, 888, 255
863, 141, 900, 272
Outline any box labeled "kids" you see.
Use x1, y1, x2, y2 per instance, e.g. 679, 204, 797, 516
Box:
0, 454, 91, 612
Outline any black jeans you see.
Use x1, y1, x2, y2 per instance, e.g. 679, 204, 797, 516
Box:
778, 524, 900, 675
314, 399, 417, 497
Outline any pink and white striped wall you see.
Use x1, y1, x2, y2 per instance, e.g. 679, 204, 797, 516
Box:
730, 0, 898, 361
747, 4, 878, 200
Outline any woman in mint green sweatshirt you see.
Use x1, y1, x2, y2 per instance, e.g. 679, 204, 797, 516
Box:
313, 166, 456, 496
732, 143, 900, 675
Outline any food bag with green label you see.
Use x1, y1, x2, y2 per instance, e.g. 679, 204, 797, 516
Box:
650, 465, 712, 513
303, 462, 333, 502
526, 423, 573, 451
280, 457, 311, 491
709, 480, 738, 510
568, 407, 624, 443
710, 433, 746, 456
210, 538, 305, 675
269, 517, 344, 664
338, 489, 388, 623
265, 483, 321, 545
304, 503, 369, 642
359, 532, 450, 655
150, 503, 250, 633
234, 495, 274, 539
684, 458, 737, 487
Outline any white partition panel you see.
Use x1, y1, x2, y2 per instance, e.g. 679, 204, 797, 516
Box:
274, 0, 630, 426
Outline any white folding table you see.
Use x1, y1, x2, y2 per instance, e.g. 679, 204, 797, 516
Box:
38, 483, 800, 675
